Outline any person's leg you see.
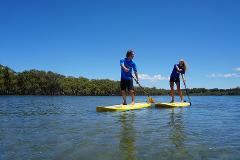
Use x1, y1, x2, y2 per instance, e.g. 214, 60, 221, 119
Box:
121, 80, 127, 105
176, 82, 183, 102
122, 90, 127, 105
170, 81, 174, 102
128, 79, 135, 105
130, 90, 135, 105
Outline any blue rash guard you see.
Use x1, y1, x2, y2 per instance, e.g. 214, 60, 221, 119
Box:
170, 64, 185, 78
120, 58, 137, 80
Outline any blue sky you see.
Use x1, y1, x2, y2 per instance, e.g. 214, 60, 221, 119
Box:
0, 0, 240, 89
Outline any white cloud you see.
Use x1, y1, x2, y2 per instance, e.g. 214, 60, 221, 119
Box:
209, 73, 240, 78
209, 73, 217, 78
236, 67, 240, 71
223, 73, 238, 78
139, 74, 169, 81
209, 67, 240, 78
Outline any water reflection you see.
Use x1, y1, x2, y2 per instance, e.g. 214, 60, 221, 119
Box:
119, 112, 137, 160
168, 108, 189, 157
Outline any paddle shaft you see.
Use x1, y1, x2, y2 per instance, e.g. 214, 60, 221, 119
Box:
181, 74, 191, 105
132, 75, 150, 98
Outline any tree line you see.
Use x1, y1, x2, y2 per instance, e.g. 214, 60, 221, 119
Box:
0, 64, 239, 96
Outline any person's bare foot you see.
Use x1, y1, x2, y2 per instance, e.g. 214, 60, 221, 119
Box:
131, 102, 135, 105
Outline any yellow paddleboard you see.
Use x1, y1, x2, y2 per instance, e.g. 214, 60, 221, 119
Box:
96, 102, 151, 112
155, 102, 190, 108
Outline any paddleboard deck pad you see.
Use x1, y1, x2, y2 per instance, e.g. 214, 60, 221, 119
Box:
96, 102, 151, 112
155, 102, 190, 108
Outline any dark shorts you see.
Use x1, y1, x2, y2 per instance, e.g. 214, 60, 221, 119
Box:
121, 79, 134, 91
170, 76, 180, 83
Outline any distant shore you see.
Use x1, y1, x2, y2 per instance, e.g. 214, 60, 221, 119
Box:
1, 64, 239, 96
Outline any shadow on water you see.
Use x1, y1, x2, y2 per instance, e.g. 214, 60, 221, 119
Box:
119, 112, 137, 160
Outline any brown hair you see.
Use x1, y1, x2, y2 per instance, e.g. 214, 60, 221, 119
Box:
126, 50, 134, 58
180, 59, 187, 72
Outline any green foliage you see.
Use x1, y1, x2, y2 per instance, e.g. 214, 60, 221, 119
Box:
0, 65, 17, 94
16, 70, 64, 95
0, 64, 240, 96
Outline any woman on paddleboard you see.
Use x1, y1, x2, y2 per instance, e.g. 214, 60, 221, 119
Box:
170, 59, 187, 103
120, 50, 138, 105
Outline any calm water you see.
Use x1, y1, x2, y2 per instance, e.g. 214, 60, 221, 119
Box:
1, 96, 240, 160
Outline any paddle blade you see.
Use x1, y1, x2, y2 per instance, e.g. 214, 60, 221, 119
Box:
147, 97, 155, 103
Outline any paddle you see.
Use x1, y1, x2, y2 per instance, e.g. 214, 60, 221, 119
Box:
181, 74, 192, 106
132, 75, 155, 103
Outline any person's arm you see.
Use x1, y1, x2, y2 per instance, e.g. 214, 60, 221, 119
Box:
121, 64, 129, 72
180, 68, 185, 75
175, 64, 182, 73
120, 60, 129, 72
134, 71, 139, 82
133, 63, 138, 81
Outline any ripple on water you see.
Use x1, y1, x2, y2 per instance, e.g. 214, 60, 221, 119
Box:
0, 96, 240, 160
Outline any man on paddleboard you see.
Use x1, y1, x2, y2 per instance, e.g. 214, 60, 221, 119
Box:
120, 50, 138, 105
